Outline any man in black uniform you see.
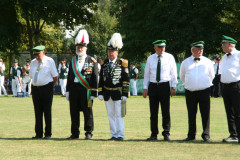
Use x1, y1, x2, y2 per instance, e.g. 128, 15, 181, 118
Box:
66, 29, 98, 140
98, 33, 129, 141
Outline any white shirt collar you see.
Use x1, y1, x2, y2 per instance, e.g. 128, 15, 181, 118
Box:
109, 57, 117, 64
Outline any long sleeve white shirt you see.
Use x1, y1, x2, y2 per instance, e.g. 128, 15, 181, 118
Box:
143, 52, 178, 89
220, 48, 240, 83
180, 56, 214, 91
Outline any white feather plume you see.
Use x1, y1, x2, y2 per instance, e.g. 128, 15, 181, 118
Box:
107, 33, 123, 49
75, 29, 89, 45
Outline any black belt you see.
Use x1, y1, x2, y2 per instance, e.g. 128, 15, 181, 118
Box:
32, 82, 53, 88
150, 81, 169, 85
223, 80, 240, 86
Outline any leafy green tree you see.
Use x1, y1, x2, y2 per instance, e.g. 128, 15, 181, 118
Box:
119, 0, 233, 62
17, 0, 97, 58
84, 0, 118, 59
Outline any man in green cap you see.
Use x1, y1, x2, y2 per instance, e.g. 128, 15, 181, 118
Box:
29, 45, 58, 139
220, 35, 240, 143
58, 57, 68, 97
143, 40, 178, 141
180, 41, 214, 142
129, 62, 139, 96
10, 59, 22, 97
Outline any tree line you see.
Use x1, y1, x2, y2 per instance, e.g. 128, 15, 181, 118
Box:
1, 0, 240, 66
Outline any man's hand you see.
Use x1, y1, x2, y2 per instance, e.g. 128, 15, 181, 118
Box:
121, 96, 127, 101
66, 92, 69, 101
142, 89, 148, 98
98, 95, 103, 101
171, 88, 176, 97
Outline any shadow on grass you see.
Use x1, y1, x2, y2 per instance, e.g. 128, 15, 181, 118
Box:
0, 137, 239, 145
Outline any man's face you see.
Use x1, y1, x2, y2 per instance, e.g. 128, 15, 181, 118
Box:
130, 64, 134, 68
108, 49, 118, 61
14, 62, 18, 66
221, 42, 231, 53
34, 51, 44, 62
0, 59, 2, 63
191, 47, 203, 58
76, 45, 87, 57
26, 62, 30, 66
61, 60, 66, 66
154, 46, 165, 55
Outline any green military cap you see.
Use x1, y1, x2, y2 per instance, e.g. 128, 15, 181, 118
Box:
32, 45, 45, 55
222, 35, 237, 44
190, 41, 205, 48
13, 59, 18, 63
152, 40, 166, 47
26, 58, 30, 62
130, 62, 135, 65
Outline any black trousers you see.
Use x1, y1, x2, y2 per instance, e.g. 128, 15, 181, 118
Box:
185, 88, 210, 139
222, 81, 240, 138
148, 82, 170, 137
32, 82, 53, 137
69, 83, 94, 136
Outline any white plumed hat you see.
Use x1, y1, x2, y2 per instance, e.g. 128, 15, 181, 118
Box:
107, 33, 123, 50
75, 29, 89, 46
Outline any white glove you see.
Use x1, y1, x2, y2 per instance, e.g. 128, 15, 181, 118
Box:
66, 92, 69, 101
121, 96, 127, 102
98, 95, 103, 101
90, 96, 95, 100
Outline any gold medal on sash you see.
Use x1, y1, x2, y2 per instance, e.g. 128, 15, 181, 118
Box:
37, 66, 41, 71
195, 60, 199, 63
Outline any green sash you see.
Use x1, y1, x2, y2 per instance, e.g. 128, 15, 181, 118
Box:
72, 57, 92, 105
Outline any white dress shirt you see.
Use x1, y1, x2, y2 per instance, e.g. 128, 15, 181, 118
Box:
30, 55, 58, 86
143, 52, 178, 89
74, 54, 87, 82
180, 56, 214, 91
220, 48, 240, 83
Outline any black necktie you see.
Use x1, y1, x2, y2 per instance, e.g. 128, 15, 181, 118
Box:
216, 63, 219, 75
194, 58, 200, 62
227, 53, 231, 57
156, 56, 161, 82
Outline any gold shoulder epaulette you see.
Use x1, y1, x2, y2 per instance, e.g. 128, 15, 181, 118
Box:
91, 57, 97, 63
120, 58, 128, 68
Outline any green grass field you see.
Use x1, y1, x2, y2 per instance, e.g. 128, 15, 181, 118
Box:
0, 95, 239, 160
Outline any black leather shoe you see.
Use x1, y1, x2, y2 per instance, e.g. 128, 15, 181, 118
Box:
163, 135, 170, 141
222, 137, 238, 142
183, 137, 195, 141
146, 136, 157, 141
108, 137, 117, 141
32, 136, 42, 139
116, 137, 124, 141
66, 135, 79, 140
203, 137, 210, 142
85, 134, 92, 140
44, 136, 51, 139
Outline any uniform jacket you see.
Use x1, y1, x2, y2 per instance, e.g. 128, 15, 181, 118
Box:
98, 58, 129, 101
66, 55, 98, 97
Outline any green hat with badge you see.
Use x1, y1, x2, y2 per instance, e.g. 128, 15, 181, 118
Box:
152, 40, 166, 48
13, 59, 18, 63
222, 35, 237, 44
32, 45, 45, 55
190, 41, 205, 48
